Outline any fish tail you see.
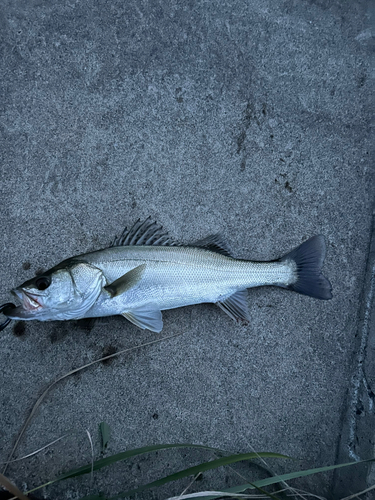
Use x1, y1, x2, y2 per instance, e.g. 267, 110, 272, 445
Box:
281, 235, 332, 300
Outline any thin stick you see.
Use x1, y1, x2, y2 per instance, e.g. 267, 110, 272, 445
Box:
3, 332, 181, 474
244, 441, 308, 500
0, 472, 30, 500
1, 434, 68, 465
166, 491, 266, 500
86, 429, 94, 485
176, 473, 202, 500
340, 484, 375, 500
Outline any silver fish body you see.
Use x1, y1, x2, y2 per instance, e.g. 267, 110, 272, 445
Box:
5, 219, 332, 332
82, 245, 296, 314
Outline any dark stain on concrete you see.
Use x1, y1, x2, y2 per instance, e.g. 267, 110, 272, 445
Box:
236, 130, 246, 155
13, 322, 26, 337
50, 318, 95, 343
101, 344, 117, 365
285, 181, 293, 192
175, 87, 183, 103
50, 324, 71, 343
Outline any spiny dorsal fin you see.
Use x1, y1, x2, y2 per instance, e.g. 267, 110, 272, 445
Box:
112, 217, 181, 247
104, 264, 146, 297
191, 234, 233, 257
216, 290, 250, 323
122, 304, 163, 332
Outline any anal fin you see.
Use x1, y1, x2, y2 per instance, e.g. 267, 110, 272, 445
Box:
216, 290, 250, 323
122, 304, 163, 332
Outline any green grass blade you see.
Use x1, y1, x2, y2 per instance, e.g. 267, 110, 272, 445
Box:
223, 458, 375, 493
99, 422, 111, 453
61, 443, 224, 479
78, 495, 107, 500
169, 459, 375, 500
108, 452, 290, 499
26, 443, 234, 493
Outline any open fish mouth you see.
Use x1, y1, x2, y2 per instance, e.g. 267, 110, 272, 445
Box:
3, 289, 44, 320
12, 289, 42, 312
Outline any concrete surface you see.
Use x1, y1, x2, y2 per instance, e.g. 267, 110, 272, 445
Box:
0, 0, 373, 499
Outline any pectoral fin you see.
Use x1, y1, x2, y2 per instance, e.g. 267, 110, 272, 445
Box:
104, 264, 146, 298
216, 290, 250, 323
122, 304, 163, 332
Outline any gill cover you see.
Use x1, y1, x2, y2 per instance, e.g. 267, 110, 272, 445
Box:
62, 262, 106, 319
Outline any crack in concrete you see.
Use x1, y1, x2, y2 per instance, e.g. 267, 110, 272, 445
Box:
345, 205, 375, 468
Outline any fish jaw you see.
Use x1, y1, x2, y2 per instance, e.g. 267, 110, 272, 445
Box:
6, 288, 44, 319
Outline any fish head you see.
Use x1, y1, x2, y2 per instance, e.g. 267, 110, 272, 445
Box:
7, 261, 105, 321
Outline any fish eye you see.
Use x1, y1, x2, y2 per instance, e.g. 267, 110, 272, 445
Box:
35, 276, 50, 291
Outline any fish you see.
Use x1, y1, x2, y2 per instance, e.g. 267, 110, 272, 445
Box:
4, 218, 332, 332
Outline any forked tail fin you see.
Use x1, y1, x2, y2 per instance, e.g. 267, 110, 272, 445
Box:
281, 235, 332, 300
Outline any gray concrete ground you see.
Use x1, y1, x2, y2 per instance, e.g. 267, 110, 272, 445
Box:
0, 0, 373, 499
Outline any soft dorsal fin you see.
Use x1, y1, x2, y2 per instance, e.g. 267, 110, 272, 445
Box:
112, 217, 180, 247
216, 290, 250, 323
104, 264, 146, 297
122, 304, 163, 332
191, 234, 233, 257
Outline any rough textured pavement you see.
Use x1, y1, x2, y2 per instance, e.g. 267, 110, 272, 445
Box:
0, 1, 373, 499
